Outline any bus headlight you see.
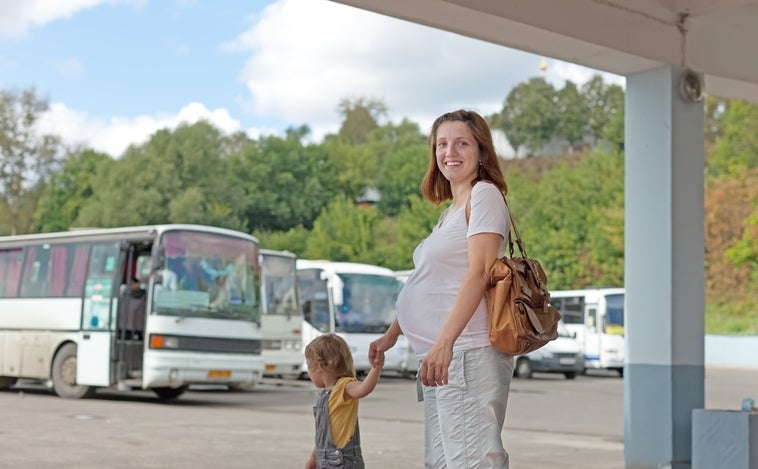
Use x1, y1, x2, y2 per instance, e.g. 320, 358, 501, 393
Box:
150, 334, 180, 349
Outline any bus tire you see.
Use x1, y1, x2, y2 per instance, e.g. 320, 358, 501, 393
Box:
52, 343, 96, 399
0, 376, 17, 389
514, 357, 533, 379
153, 385, 188, 400
564, 372, 577, 379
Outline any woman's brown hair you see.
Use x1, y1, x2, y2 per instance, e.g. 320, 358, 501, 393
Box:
420, 109, 508, 205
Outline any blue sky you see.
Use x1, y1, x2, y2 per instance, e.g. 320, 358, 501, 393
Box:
0, 0, 622, 157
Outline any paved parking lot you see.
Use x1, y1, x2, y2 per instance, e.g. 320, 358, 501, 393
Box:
1, 366, 756, 468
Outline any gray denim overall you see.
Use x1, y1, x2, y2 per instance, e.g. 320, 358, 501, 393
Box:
313, 386, 364, 469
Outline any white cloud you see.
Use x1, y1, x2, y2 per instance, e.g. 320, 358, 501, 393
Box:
231, 0, 623, 141
38, 101, 242, 157
231, 0, 548, 139
25, 0, 627, 154
0, 0, 143, 39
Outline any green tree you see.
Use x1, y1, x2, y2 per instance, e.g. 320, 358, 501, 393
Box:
77, 121, 246, 230
581, 75, 625, 142
497, 77, 558, 156
337, 97, 387, 145
555, 81, 588, 151
304, 195, 381, 263
707, 99, 758, 179
509, 150, 625, 289
0, 87, 61, 235
36, 148, 113, 232
231, 127, 335, 232
370, 119, 428, 217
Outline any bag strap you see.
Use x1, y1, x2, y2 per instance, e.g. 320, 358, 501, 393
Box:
503, 197, 528, 259
465, 191, 529, 260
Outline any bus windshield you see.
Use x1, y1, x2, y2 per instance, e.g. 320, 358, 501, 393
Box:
261, 254, 299, 316
604, 293, 624, 335
152, 230, 260, 322
337, 273, 402, 333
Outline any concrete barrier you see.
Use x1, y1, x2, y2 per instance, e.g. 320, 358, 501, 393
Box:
706, 335, 758, 369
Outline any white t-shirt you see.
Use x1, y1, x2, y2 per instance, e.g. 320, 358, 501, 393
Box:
396, 182, 510, 360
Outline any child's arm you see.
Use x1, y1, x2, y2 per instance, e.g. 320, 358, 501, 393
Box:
345, 365, 383, 399
304, 447, 316, 469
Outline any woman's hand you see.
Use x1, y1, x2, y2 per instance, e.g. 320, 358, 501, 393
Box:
421, 340, 453, 387
369, 319, 402, 368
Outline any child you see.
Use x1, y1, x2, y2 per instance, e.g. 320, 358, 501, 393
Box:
304, 333, 383, 469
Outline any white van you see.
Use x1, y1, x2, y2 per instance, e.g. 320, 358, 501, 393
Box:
514, 321, 584, 379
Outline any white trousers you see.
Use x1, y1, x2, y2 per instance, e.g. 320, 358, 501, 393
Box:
422, 346, 514, 469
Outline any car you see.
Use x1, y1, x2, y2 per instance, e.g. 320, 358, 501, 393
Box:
514, 320, 584, 379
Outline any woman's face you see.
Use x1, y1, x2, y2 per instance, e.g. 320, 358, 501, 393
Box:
434, 121, 480, 185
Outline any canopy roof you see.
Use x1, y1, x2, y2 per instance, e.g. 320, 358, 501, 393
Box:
334, 0, 758, 102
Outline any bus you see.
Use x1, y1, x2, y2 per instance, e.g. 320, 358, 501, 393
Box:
549, 288, 625, 376
297, 260, 416, 377
259, 249, 302, 379
0, 224, 263, 399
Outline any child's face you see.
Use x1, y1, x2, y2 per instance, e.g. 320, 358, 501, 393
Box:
306, 360, 325, 388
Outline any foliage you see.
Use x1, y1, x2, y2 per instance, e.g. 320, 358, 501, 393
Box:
3, 78, 757, 333
232, 128, 337, 232
497, 77, 559, 156
337, 98, 387, 145
707, 99, 758, 179
304, 195, 381, 263
36, 148, 113, 232
0, 87, 62, 235
704, 167, 758, 328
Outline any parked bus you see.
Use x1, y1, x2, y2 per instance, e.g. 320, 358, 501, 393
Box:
297, 260, 416, 376
259, 249, 302, 379
0, 224, 263, 399
549, 288, 625, 376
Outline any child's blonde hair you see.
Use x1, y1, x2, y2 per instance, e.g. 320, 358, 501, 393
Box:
304, 333, 356, 379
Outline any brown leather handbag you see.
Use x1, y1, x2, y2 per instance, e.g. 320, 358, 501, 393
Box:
486, 199, 561, 355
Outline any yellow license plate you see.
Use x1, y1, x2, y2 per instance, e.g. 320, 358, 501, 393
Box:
265, 364, 276, 371
208, 370, 231, 378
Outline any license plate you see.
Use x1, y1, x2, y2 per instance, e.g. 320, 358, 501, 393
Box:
208, 370, 231, 378
559, 358, 576, 365
265, 364, 276, 371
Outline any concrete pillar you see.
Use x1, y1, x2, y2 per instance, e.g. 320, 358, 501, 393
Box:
624, 64, 705, 469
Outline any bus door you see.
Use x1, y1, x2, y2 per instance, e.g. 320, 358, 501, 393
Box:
583, 303, 602, 369
77, 242, 121, 386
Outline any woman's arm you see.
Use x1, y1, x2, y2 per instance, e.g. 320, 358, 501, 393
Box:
420, 231, 501, 387
368, 319, 402, 368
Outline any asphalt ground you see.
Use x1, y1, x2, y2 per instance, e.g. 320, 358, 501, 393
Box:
1, 366, 756, 468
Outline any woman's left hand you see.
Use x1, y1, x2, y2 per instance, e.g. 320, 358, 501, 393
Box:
421, 342, 453, 387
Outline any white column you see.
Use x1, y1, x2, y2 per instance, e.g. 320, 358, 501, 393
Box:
624, 64, 705, 469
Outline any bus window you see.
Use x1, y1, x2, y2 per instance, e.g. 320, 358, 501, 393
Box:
587, 307, 598, 332
553, 296, 584, 325
604, 293, 625, 335
0, 248, 23, 298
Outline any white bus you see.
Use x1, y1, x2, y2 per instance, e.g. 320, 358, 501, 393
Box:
549, 288, 625, 376
297, 260, 416, 377
259, 249, 302, 379
0, 224, 264, 399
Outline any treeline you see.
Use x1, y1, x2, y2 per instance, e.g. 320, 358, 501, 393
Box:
0, 79, 756, 332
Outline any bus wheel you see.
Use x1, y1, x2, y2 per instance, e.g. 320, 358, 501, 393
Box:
153, 385, 188, 400
52, 343, 96, 399
564, 372, 577, 379
0, 376, 17, 389
514, 357, 533, 379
